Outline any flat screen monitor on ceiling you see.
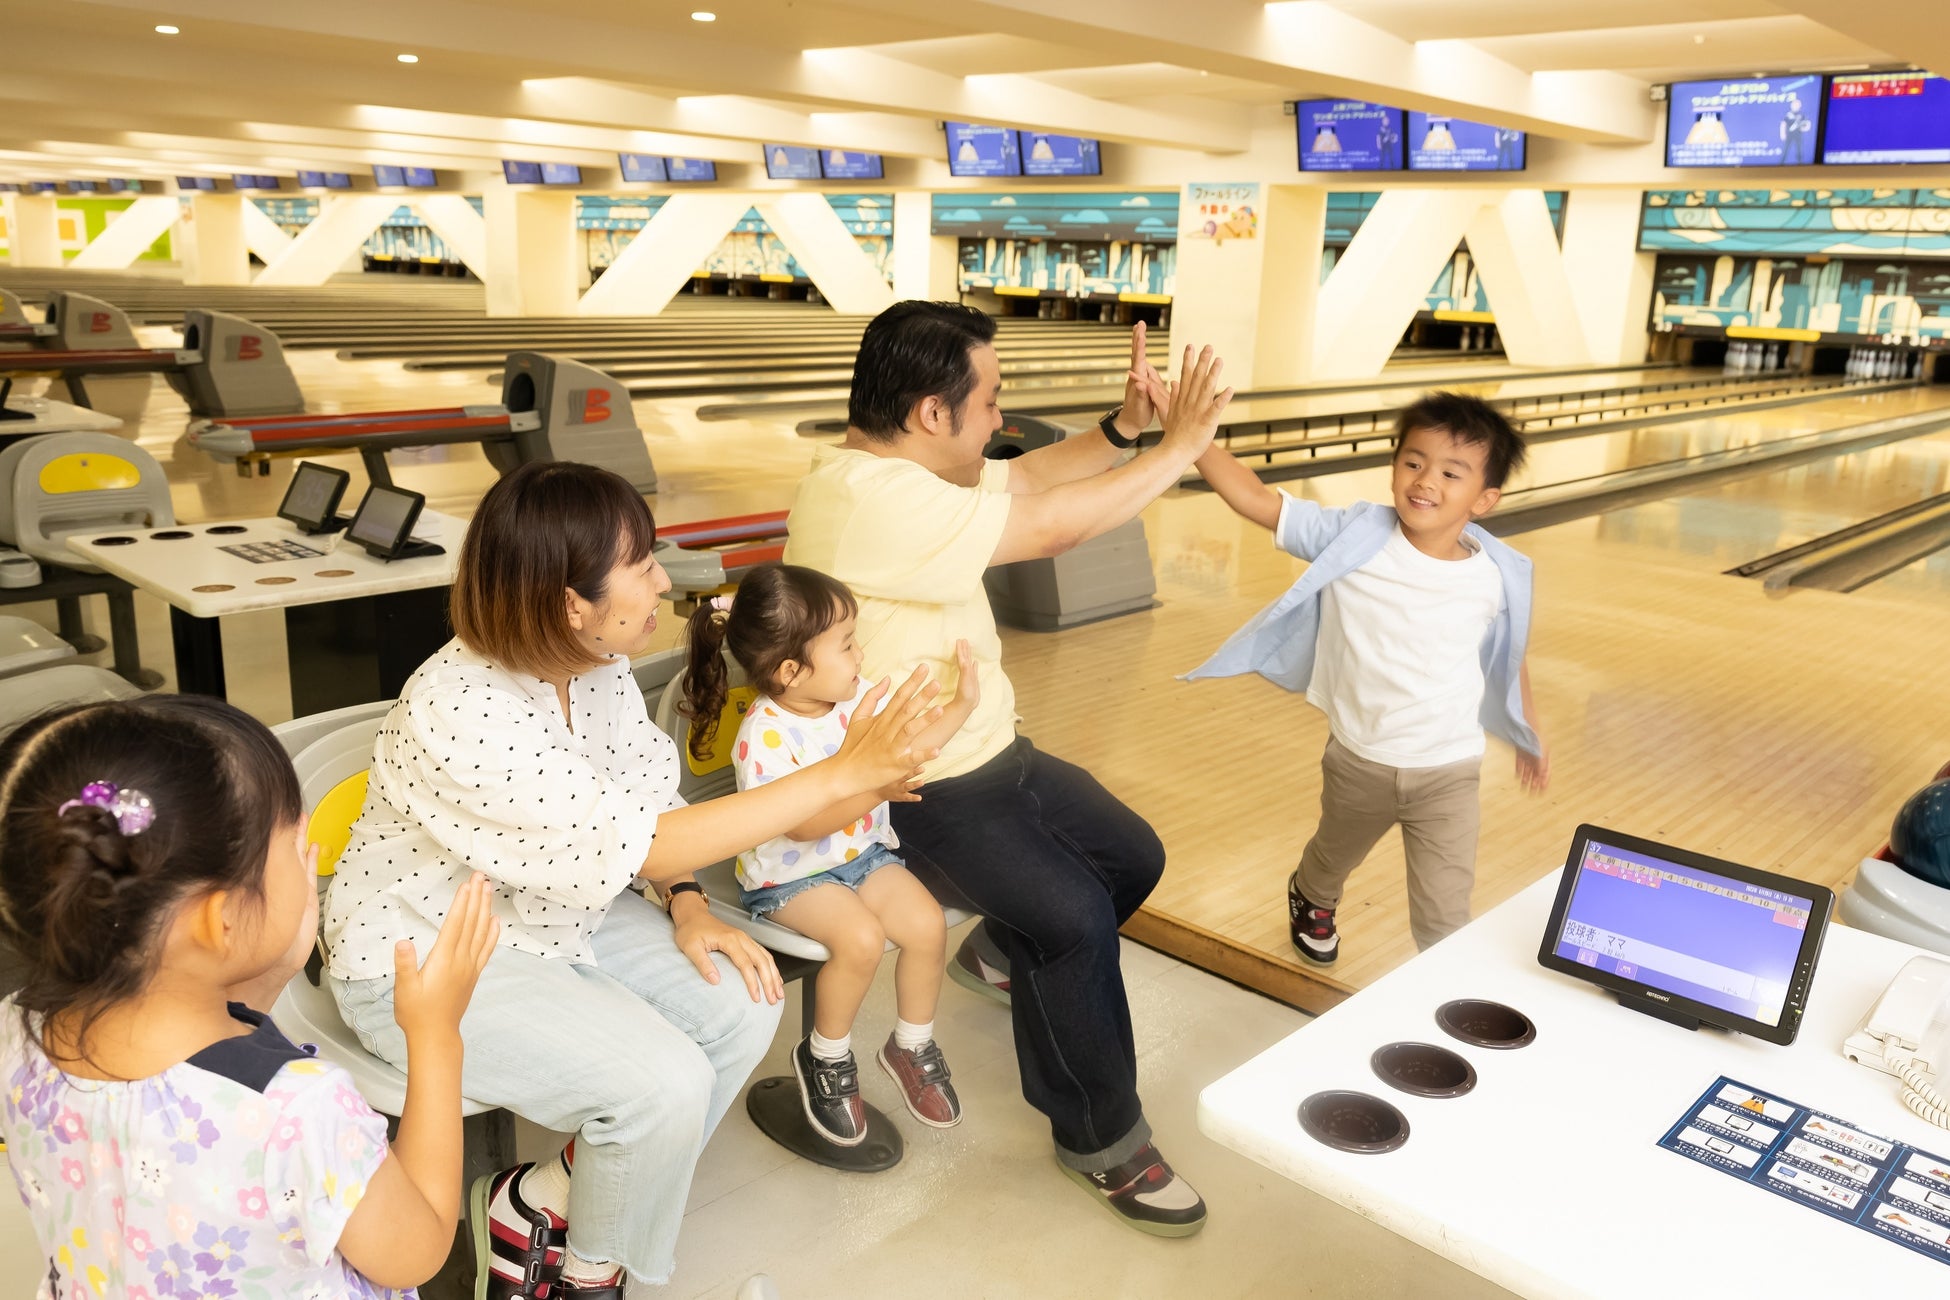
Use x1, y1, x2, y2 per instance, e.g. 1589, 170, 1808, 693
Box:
618, 153, 668, 182
176, 176, 217, 191
1297, 100, 1405, 172
501, 160, 543, 184
297, 170, 326, 188
1666, 75, 1822, 167
401, 167, 437, 187
539, 162, 582, 185
65, 180, 100, 193
27, 182, 57, 193
665, 157, 717, 182
764, 144, 822, 180
232, 174, 280, 190
945, 122, 1022, 177
1406, 112, 1526, 171
323, 172, 352, 189
819, 149, 884, 180
106, 179, 143, 192
372, 165, 406, 187
1020, 131, 1101, 176
1822, 71, 1950, 165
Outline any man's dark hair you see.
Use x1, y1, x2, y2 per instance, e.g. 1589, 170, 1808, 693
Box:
1392, 390, 1529, 490
848, 300, 998, 442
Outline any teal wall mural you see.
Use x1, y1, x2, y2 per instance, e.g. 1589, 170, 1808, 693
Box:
1640, 189, 1950, 258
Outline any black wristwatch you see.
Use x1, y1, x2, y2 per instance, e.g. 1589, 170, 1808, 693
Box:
664, 880, 706, 908
1099, 405, 1140, 449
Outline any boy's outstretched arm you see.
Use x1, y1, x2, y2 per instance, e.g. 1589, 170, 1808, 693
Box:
1195, 443, 1283, 531
1516, 659, 1550, 794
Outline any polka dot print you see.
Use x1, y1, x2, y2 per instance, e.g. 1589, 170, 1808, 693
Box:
730, 684, 897, 893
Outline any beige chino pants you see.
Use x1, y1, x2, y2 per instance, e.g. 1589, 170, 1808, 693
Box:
1295, 735, 1483, 950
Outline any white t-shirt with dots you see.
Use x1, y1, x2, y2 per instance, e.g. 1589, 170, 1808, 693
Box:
731, 681, 896, 892
322, 639, 683, 980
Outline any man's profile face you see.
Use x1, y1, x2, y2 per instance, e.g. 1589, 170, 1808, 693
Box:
946, 342, 1005, 461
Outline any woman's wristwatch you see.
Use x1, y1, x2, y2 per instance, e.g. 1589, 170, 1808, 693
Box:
1099, 405, 1140, 449
664, 880, 707, 909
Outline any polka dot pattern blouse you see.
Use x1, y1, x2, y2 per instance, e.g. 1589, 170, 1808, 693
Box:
322, 640, 683, 980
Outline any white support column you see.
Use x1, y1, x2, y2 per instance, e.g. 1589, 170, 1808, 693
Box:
483, 183, 579, 317
1463, 190, 1593, 368
892, 191, 959, 302
240, 201, 294, 264
1313, 189, 1482, 380
576, 191, 753, 317
4, 194, 63, 268
179, 194, 250, 286
67, 196, 183, 269
409, 195, 489, 280
1561, 188, 1656, 366
252, 195, 400, 287
752, 193, 896, 315
1171, 184, 1327, 388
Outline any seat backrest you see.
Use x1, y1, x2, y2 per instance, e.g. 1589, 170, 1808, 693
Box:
287, 714, 385, 882
651, 655, 755, 805
631, 645, 685, 705
0, 663, 137, 730
3, 432, 174, 568
271, 698, 394, 764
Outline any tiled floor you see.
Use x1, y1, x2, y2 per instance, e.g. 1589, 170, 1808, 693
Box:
0, 923, 1515, 1299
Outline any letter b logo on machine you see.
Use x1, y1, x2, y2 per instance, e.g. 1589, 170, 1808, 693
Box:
574, 387, 615, 425
88, 312, 113, 334
231, 335, 262, 362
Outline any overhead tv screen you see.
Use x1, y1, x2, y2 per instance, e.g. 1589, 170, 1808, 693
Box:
1666, 76, 1822, 167
373, 165, 406, 187
820, 149, 884, 180
1406, 113, 1525, 171
501, 160, 543, 184
665, 157, 717, 182
619, 153, 668, 182
946, 122, 1022, 178
764, 144, 822, 180
1297, 100, 1404, 172
1822, 72, 1950, 165
1020, 132, 1100, 177
176, 176, 216, 191
539, 162, 582, 185
401, 167, 437, 188
66, 181, 100, 193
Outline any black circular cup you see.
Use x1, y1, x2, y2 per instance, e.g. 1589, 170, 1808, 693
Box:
1371, 1041, 1477, 1098
1435, 999, 1536, 1049
151, 530, 193, 540
204, 525, 248, 535
90, 536, 136, 546
1298, 1090, 1409, 1153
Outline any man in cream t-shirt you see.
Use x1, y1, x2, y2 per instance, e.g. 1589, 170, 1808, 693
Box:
786, 301, 1233, 1238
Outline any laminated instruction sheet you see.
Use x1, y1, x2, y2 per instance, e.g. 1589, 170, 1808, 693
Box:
1661, 1075, 1950, 1267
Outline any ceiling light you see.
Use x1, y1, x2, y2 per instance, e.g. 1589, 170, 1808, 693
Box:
397, 53, 419, 64
692, 11, 716, 20
1693, 34, 1705, 45
155, 24, 179, 35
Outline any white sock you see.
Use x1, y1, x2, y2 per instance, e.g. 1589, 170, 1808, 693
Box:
809, 1029, 851, 1061
519, 1145, 572, 1219
561, 1245, 620, 1287
893, 1018, 933, 1052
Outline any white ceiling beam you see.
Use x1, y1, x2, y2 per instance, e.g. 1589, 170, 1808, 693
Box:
1773, 3, 1948, 80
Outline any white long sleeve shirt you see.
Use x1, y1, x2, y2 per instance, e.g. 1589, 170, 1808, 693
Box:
322, 639, 683, 980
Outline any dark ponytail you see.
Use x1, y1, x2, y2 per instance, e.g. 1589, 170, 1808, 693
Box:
677, 563, 858, 761
0, 696, 304, 1057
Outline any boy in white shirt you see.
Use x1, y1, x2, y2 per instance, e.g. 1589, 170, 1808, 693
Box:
1184, 391, 1551, 960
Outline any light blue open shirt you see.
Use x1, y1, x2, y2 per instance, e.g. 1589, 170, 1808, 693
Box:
1185, 497, 1541, 759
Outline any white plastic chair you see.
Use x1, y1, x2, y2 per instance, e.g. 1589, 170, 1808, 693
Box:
0, 662, 137, 729
0, 618, 75, 680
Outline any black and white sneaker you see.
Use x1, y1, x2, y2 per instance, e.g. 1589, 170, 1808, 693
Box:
1057, 1142, 1207, 1238
791, 1036, 867, 1147
1288, 874, 1340, 964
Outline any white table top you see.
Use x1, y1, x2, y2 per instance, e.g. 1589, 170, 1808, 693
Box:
67, 512, 462, 619
1198, 873, 1949, 1299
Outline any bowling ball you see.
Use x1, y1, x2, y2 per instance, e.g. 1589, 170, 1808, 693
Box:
1890, 780, 1950, 889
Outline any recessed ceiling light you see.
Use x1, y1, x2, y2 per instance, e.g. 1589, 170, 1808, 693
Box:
1693, 34, 1706, 45
155, 24, 180, 35
692, 11, 716, 20
397, 53, 420, 64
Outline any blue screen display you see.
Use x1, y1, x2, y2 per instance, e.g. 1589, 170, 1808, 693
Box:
946, 123, 1022, 177
618, 153, 668, 182
231, 174, 278, 190
1020, 132, 1100, 176
1553, 840, 1814, 1027
665, 158, 717, 182
539, 163, 582, 185
819, 149, 883, 180
1297, 100, 1404, 172
27, 182, 57, 194
764, 144, 822, 180
324, 172, 351, 189
106, 179, 137, 192
176, 176, 216, 191
373, 165, 406, 187
401, 167, 437, 187
1407, 113, 1525, 171
297, 170, 325, 187
66, 181, 99, 193
501, 160, 543, 184
1667, 76, 1823, 167
1822, 72, 1950, 165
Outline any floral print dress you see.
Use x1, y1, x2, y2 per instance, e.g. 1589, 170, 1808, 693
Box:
2, 1001, 406, 1300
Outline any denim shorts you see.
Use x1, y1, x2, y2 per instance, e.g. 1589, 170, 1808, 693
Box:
740, 843, 902, 918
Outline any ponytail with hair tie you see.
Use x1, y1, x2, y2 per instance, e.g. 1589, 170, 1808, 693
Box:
679, 596, 736, 761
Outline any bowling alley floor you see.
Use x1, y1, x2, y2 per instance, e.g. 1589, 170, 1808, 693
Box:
6, 291, 1950, 1296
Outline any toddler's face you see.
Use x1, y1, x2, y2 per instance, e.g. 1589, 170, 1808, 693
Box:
787, 609, 865, 705
1390, 426, 1500, 538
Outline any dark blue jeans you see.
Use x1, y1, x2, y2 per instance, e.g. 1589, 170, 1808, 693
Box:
892, 737, 1164, 1170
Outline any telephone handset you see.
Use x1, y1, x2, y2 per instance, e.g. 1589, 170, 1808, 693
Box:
1843, 955, 1950, 1128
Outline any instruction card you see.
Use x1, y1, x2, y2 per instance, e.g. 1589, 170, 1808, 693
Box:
219, 540, 326, 565
1661, 1075, 1950, 1267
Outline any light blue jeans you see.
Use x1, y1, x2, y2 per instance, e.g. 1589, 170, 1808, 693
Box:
328, 890, 783, 1285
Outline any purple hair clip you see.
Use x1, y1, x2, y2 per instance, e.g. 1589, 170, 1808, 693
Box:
57, 780, 156, 837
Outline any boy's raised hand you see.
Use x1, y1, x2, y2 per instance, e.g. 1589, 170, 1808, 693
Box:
393, 872, 499, 1042
1157, 344, 1234, 460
